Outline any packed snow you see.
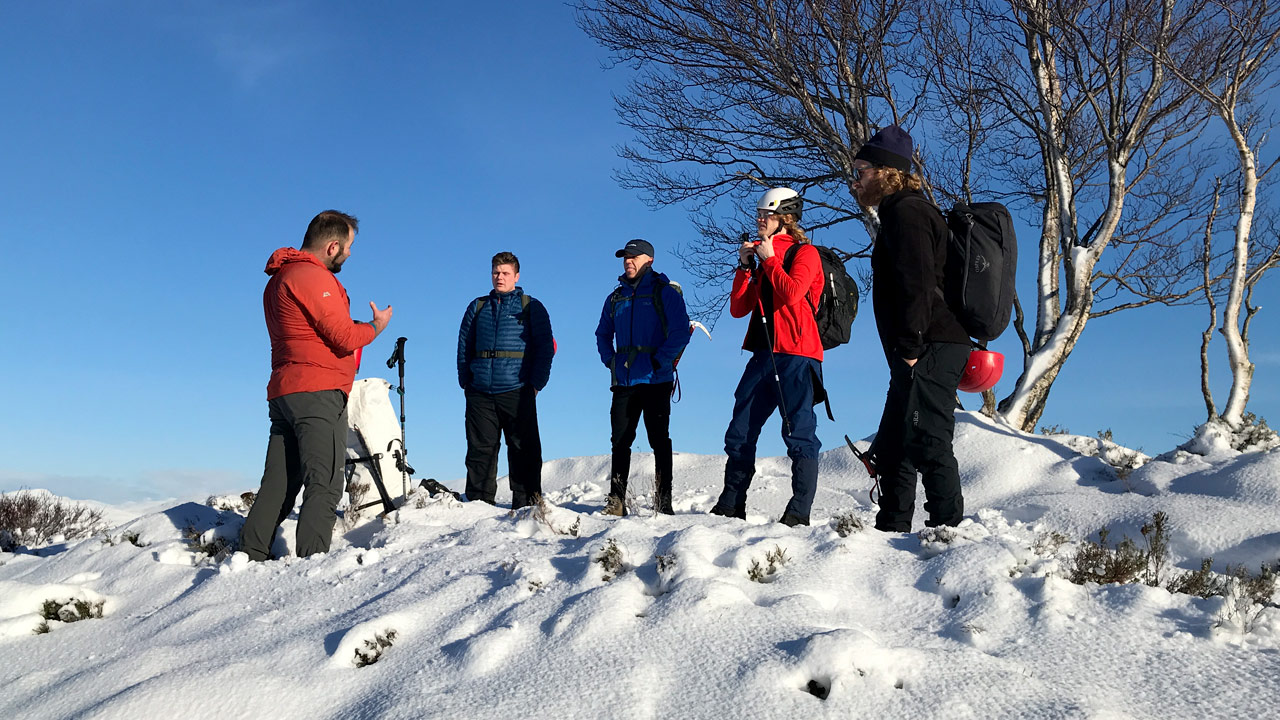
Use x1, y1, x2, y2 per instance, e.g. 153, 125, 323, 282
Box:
3, 380, 1280, 719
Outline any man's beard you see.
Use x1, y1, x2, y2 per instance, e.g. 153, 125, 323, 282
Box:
856, 175, 891, 209
327, 257, 346, 273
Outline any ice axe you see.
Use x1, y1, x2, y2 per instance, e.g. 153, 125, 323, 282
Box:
844, 434, 881, 506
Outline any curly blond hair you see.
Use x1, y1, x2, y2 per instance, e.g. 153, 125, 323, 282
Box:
777, 214, 810, 244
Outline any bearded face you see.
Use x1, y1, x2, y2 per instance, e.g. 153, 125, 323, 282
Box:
853, 165, 893, 208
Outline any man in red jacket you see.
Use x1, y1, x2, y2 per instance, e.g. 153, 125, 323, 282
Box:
240, 210, 393, 561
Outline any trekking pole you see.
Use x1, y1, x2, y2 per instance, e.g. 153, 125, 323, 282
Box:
385, 336, 411, 499
758, 297, 793, 436
742, 232, 793, 435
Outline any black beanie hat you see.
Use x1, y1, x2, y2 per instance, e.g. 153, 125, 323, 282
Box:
854, 125, 913, 173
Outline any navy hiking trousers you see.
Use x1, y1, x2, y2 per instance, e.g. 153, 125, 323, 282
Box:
716, 351, 822, 521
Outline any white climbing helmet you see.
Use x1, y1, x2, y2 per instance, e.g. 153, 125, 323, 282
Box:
757, 187, 803, 219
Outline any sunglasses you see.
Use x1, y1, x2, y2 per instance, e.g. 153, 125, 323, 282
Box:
853, 165, 878, 181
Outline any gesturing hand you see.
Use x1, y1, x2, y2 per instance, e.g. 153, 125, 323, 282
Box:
370, 301, 393, 334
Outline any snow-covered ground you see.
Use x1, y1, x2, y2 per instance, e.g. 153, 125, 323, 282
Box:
3, 384, 1280, 719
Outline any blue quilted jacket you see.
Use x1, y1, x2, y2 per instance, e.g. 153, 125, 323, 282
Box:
457, 287, 554, 394
595, 269, 690, 386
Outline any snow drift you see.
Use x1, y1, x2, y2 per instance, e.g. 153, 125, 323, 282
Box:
2, 391, 1280, 718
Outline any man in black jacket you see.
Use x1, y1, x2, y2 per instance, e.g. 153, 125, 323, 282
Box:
856, 126, 971, 532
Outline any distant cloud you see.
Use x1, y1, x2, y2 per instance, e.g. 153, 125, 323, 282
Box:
158, 1, 322, 88
0, 468, 251, 505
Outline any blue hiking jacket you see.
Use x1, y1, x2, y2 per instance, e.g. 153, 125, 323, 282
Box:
594, 269, 691, 386
457, 287, 554, 394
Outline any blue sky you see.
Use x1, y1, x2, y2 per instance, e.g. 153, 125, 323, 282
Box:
1, 1, 1275, 503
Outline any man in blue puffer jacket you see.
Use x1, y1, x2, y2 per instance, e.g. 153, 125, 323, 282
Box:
457, 251, 554, 509
595, 239, 690, 516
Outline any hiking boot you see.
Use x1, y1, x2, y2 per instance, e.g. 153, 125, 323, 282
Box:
709, 504, 746, 520
602, 495, 627, 517
779, 512, 809, 527
656, 495, 675, 516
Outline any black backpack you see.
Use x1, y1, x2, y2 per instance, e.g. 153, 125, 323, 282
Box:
783, 243, 860, 350
939, 202, 1017, 343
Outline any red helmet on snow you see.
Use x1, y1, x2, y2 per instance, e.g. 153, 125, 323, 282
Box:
958, 349, 1004, 393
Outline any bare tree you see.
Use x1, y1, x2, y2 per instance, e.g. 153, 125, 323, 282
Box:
1145, 0, 1280, 428
577, 0, 924, 318
928, 0, 1214, 431
580, 0, 1218, 432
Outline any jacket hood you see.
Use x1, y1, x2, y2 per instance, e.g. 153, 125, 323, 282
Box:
265, 247, 326, 276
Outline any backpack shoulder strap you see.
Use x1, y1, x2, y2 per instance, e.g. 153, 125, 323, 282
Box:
782, 243, 818, 315
652, 275, 668, 337
607, 286, 626, 316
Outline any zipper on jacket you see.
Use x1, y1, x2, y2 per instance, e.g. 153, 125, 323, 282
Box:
627, 285, 636, 384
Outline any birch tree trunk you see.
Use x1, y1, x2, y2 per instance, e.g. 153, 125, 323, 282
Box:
1147, 0, 1280, 429
996, 0, 1181, 431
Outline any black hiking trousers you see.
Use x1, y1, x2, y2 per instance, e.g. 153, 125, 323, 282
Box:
608, 382, 674, 502
872, 342, 970, 532
241, 389, 348, 561
464, 385, 543, 508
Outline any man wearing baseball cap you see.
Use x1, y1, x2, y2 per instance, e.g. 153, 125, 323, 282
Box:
594, 239, 691, 516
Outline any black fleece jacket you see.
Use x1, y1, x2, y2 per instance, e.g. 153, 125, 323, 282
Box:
870, 190, 970, 363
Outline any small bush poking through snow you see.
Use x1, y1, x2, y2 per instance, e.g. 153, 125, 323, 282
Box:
829, 511, 865, 538
530, 496, 580, 537
748, 545, 789, 583
1032, 531, 1070, 557
100, 530, 147, 548
1167, 559, 1219, 598
1214, 578, 1272, 634
353, 630, 397, 667
0, 491, 105, 551
182, 526, 237, 561
655, 552, 676, 576
1039, 423, 1070, 435
1229, 413, 1280, 452
35, 597, 105, 634
1068, 513, 1277, 629
917, 526, 958, 545
1068, 512, 1170, 587
595, 539, 625, 582
1167, 560, 1277, 607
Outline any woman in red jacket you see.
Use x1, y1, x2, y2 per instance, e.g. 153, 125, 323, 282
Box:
709, 188, 825, 526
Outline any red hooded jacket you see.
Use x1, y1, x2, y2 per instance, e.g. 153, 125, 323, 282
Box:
263, 248, 377, 400
729, 234, 824, 362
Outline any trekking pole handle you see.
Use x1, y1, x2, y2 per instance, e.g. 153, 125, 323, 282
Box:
386, 336, 407, 369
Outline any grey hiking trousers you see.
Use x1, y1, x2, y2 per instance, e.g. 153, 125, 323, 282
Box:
240, 389, 348, 561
